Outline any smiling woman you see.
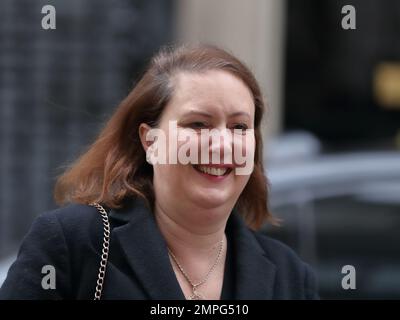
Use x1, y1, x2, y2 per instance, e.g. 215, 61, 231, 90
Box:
0, 43, 319, 300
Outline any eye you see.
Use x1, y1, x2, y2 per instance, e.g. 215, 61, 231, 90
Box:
231, 123, 249, 131
189, 121, 208, 129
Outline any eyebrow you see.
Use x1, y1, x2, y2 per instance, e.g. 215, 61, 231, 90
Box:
182, 110, 251, 119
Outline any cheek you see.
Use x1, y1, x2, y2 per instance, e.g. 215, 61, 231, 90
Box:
232, 170, 251, 197
153, 164, 181, 188
232, 133, 255, 171
241, 132, 255, 155
158, 127, 198, 164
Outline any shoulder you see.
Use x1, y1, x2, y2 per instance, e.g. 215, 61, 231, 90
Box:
36, 203, 104, 237
27, 203, 106, 260
40, 203, 100, 225
252, 231, 320, 299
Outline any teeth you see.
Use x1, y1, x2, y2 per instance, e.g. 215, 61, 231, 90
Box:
197, 166, 228, 176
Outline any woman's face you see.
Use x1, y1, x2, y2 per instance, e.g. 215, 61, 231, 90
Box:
141, 69, 256, 218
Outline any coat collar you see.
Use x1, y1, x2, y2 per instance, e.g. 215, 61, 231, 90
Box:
109, 196, 276, 300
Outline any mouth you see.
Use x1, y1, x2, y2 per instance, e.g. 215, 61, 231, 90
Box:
192, 164, 233, 178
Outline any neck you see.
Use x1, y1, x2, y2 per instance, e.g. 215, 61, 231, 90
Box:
154, 200, 229, 257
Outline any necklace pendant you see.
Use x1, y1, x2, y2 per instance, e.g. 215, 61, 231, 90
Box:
189, 289, 204, 300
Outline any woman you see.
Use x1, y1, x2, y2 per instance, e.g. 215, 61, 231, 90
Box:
0, 44, 319, 300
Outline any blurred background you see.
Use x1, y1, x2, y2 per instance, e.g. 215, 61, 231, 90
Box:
1, 0, 399, 299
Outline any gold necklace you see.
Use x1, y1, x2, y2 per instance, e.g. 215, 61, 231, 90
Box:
167, 238, 224, 300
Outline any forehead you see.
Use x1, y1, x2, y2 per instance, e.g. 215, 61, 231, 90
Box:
166, 70, 255, 117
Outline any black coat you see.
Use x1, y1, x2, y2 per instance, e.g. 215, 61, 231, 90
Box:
0, 197, 319, 300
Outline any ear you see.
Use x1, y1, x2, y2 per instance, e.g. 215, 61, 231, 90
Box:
138, 123, 154, 152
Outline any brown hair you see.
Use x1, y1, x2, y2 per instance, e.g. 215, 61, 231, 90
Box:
54, 43, 276, 230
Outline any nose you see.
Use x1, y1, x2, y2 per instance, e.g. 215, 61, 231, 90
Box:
208, 128, 233, 164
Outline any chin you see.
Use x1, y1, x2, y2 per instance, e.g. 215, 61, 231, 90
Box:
190, 190, 232, 209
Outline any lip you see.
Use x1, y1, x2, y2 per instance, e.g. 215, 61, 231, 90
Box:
195, 163, 236, 169
192, 164, 233, 182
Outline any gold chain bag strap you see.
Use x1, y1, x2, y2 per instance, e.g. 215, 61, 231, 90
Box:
89, 202, 111, 300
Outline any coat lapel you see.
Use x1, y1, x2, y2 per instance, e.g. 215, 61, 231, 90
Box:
227, 211, 277, 299
109, 197, 185, 300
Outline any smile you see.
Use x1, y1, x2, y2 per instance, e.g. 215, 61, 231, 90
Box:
192, 165, 233, 177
